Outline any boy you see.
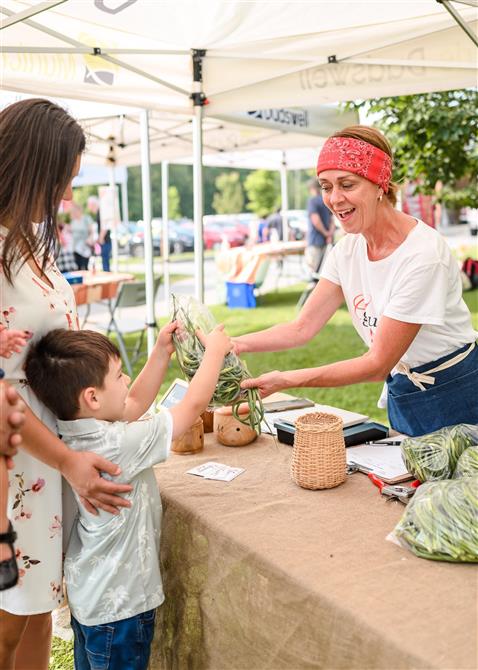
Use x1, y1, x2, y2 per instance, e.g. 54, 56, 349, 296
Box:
24, 323, 231, 670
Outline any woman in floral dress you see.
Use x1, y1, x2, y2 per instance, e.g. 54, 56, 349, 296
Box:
0, 99, 133, 670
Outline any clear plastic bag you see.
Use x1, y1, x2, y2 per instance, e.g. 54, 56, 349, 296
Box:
170, 295, 264, 433
393, 476, 478, 563
453, 446, 478, 478
400, 424, 478, 482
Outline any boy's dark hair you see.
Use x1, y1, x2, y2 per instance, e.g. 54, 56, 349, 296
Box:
24, 329, 121, 420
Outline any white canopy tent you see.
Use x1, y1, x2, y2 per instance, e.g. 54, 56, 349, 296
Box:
74, 105, 346, 299
2, 0, 476, 352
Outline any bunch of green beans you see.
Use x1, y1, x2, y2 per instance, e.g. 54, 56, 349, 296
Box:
453, 446, 478, 478
401, 424, 475, 482
394, 476, 478, 562
172, 295, 264, 435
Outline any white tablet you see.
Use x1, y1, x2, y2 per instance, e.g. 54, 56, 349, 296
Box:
157, 378, 189, 409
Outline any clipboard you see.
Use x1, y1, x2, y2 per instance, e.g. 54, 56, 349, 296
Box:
263, 397, 315, 413
346, 443, 413, 484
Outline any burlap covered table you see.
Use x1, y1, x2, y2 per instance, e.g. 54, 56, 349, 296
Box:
151, 434, 477, 670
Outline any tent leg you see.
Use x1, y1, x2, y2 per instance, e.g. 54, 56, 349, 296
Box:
108, 165, 119, 273
140, 109, 156, 357
280, 152, 289, 241
121, 176, 129, 229
161, 160, 171, 308
192, 49, 206, 303
192, 107, 204, 302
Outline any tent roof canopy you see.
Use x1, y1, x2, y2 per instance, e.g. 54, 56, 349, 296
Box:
1, 1, 476, 114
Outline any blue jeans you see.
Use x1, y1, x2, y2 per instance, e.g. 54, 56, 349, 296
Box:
101, 240, 112, 272
71, 609, 156, 670
387, 341, 478, 437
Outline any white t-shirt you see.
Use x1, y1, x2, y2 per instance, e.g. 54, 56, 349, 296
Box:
321, 221, 477, 369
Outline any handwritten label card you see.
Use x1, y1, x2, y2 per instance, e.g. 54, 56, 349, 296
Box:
186, 462, 245, 482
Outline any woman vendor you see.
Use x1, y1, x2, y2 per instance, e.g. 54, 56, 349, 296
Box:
235, 125, 477, 437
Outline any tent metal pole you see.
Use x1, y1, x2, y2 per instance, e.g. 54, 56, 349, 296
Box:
0, 0, 66, 30
191, 49, 207, 303
140, 109, 156, 356
108, 165, 119, 273
0, 8, 190, 96
437, 0, 478, 46
280, 153, 289, 242
161, 161, 171, 308
192, 106, 204, 302
121, 177, 129, 228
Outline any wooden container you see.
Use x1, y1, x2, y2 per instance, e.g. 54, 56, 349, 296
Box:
171, 417, 204, 455
201, 409, 215, 434
214, 404, 258, 447
291, 412, 346, 490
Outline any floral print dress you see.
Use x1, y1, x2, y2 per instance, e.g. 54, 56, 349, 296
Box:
0, 226, 79, 614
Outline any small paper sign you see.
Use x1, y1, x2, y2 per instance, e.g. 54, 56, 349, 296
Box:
186, 461, 245, 482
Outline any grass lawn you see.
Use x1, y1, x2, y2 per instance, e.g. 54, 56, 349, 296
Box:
49, 284, 477, 669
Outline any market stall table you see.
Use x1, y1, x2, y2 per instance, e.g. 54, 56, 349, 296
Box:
151, 433, 476, 670
69, 270, 134, 325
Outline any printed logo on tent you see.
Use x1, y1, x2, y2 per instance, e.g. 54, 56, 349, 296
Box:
247, 109, 309, 128
94, 0, 138, 13
81, 33, 118, 86
299, 48, 426, 90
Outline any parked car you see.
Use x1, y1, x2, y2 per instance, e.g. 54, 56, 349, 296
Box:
128, 219, 195, 257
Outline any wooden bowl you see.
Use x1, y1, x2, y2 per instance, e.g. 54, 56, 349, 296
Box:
214, 404, 258, 447
171, 417, 204, 455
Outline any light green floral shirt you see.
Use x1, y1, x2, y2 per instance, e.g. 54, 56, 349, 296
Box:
58, 411, 172, 626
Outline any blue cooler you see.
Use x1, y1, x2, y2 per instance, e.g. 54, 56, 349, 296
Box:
62, 272, 83, 285
226, 282, 256, 308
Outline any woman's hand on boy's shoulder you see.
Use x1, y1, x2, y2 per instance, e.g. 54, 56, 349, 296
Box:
197, 324, 232, 358
156, 320, 177, 357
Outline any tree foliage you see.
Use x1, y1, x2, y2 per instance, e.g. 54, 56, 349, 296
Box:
350, 89, 478, 205
212, 171, 244, 214
244, 170, 280, 217
168, 185, 182, 219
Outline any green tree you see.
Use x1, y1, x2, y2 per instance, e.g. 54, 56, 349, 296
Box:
168, 185, 182, 219
244, 170, 280, 217
212, 172, 244, 214
349, 89, 478, 206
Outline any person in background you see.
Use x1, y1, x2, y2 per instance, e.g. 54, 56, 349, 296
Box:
305, 178, 335, 273
88, 195, 112, 272
266, 208, 283, 242
70, 202, 95, 271
25, 322, 232, 670
235, 125, 477, 438
55, 218, 78, 273
256, 214, 269, 243
0, 97, 131, 670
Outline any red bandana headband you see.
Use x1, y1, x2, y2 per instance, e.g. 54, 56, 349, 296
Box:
316, 136, 392, 193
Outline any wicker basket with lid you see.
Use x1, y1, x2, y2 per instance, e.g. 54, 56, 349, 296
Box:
291, 412, 346, 490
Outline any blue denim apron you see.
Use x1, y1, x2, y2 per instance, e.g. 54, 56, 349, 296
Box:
387, 341, 478, 437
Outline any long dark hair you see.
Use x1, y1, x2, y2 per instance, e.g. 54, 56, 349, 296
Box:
0, 98, 85, 283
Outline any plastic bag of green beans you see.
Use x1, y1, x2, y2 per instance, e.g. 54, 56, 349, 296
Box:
171, 294, 264, 434
453, 446, 478, 478
400, 424, 478, 482
393, 476, 478, 562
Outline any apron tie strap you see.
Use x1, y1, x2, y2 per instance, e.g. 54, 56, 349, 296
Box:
395, 342, 476, 392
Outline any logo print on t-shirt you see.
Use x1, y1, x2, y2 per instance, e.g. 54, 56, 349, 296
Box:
353, 293, 378, 342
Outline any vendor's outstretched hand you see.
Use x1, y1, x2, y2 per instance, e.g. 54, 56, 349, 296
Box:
241, 370, 285, 399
